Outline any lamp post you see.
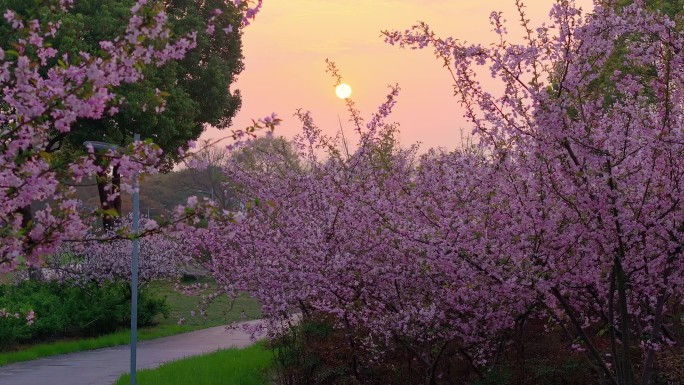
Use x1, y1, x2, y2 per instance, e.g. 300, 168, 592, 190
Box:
84, 134, 140, 385
189, 187, 214, 201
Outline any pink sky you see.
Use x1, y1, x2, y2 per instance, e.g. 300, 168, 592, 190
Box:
203, 0, 593, 151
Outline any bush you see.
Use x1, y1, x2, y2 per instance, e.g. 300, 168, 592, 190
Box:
269, 316, 357, 385
0, 280, 169, 349
267, 313, 604, 385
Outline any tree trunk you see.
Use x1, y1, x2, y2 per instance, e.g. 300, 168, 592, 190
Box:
96, 165, 122, 231
552, 287, 618, 385
19, 204, 43, 280
112, 165, 122, 218
615, 259, 635, 385
640, 292, 668, 385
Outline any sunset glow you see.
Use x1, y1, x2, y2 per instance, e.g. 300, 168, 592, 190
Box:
203, 0, 594, 151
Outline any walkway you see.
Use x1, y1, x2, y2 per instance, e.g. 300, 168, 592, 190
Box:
0, 320, 261, 385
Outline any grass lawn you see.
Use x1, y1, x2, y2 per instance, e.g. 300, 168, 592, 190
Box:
0, 279, 261, 367
113, 343, 272, 385
0, 271, 16, 284
146, 279, 261, 329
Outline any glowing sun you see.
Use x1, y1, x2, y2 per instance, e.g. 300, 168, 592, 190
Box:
335, 83, 352, 99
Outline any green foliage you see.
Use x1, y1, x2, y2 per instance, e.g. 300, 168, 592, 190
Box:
71, 167, 232, 218
0, 279, 261, 366
545, 0, 683, 115
0, 280, 168, 349
469, 368, 511, 385
138, 290, 170, 326
265, 313, 609, 385
57, 0, 244, 167
269, 317, 357, 385
585, 0, 683, 108
525, 357, 589, 385
145, 279, 261, 329
231, 136, 302, 176
0, 325, 199, 367
113, 343, 272, 385
0, 0, 244, 168
617, 0, 684, 18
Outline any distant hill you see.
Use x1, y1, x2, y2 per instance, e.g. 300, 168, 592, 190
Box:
72, 168, 228, 223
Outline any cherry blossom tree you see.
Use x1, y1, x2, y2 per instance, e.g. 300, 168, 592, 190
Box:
193, 81, 502, 383
0, 0, 266, 272
47, 216, 193, 286
184, 1, 684, 384
385, 1, 684, 383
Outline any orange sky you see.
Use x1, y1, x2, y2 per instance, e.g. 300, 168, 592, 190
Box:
203, 0, 593, 152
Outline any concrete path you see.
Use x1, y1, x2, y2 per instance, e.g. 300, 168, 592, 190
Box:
0, 320, 261, 385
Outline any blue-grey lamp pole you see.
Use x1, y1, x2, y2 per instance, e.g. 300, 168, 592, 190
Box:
84, 134, 141, 385
130, 133, 140, 385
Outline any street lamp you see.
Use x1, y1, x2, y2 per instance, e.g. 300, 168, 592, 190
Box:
188, 187, 214, 201
84, 134, 140, 385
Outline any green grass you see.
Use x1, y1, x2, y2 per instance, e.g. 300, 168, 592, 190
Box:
0, 272, 17, 285
113, 343, 272, 385
146, 280, 261, 329
0, 279, 261, 367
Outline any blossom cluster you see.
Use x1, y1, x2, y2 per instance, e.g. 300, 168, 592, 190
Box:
0, 0, 192, 270
184, 1, 684, 383
0, 308, 34, 326
47, 216, 194, 285
0, 0, 266, 272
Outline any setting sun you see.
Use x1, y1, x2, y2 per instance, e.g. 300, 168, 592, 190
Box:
335, 83, 352, 99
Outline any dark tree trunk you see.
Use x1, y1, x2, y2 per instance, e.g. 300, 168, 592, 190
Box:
18, 204, 43, 280
96, 169, 114, 231
96, 166, 122, 231
111, 165, 122, 218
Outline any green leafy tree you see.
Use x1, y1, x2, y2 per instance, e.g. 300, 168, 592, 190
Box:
1, 0, 244, 229
182, 141, 239, 211
231, 136, 302, 177
58, 0, 244, 157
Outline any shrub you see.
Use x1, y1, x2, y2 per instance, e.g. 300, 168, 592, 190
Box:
269, 316, 357, 385
0, 280, 168, 349
267, 313, 603, 385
